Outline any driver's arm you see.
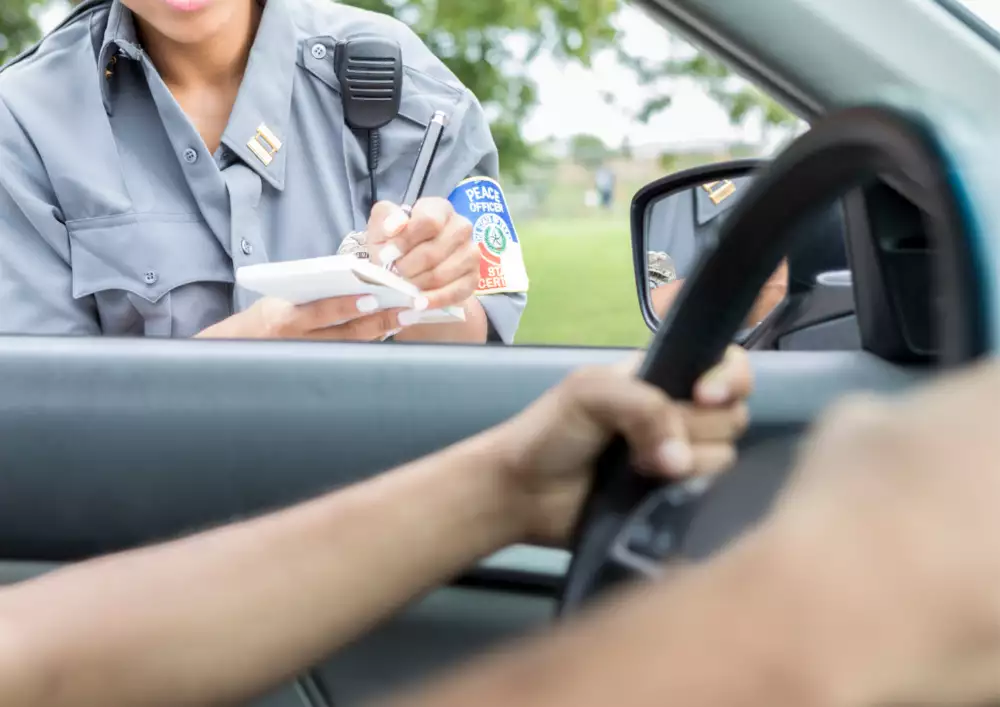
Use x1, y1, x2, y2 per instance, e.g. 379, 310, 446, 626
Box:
381, 526, 869, 707
0, 357, 751, 707
385, 361, 1000, 707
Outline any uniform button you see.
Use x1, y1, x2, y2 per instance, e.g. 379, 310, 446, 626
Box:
311, 43, 327, 59
143, 271, 158, 285
240, 239, 254, 256
182, 148, 199, 164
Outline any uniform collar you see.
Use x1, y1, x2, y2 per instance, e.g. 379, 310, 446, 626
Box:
98, 0, 297, 191
220, 0, 297, 191
98, 0, 143, 114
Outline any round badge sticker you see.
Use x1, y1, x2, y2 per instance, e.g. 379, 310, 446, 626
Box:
473, 214, 510, 266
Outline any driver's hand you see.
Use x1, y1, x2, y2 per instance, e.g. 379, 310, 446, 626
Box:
493, 346, 752, 546
759, 360, 1000, 706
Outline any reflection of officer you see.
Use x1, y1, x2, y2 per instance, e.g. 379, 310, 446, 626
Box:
645, 176, 752, 290
647, 176, 789, 333
0, 0, 527, 344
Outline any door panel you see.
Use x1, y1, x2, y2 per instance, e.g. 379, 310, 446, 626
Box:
0, 339, 920, 705
317, 586, 556, 705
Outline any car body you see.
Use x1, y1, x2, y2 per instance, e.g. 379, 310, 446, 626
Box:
1, 0, 998, 705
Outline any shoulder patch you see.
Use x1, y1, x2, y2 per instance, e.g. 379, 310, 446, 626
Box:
448, 177, 529, 296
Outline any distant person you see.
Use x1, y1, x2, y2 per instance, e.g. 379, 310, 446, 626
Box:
595, 166, 616, 210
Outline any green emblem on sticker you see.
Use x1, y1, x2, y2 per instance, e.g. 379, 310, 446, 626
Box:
474, 214, 510, 257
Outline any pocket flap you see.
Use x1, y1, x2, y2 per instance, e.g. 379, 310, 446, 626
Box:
67, 216, 234, 302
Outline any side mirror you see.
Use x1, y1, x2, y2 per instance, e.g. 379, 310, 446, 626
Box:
631, 160, 860, 350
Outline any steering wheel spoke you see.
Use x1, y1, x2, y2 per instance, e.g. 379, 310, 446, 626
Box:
607, 477, 715, 578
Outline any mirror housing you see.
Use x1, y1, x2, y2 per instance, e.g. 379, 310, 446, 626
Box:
630, 160, 859, 350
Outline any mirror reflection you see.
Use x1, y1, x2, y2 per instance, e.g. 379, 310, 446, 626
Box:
642, 176, 789, 335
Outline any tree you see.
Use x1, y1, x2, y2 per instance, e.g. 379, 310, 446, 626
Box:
569, 133, 609, 170
0, 0, 45, 65
7, 1, 799, 174
620, 43, 801, 144
657, 151, 678, 173
619, 136, 633, 160
342, 0, 621, 178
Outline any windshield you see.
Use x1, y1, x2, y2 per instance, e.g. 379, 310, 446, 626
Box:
950, 0, 1000, 37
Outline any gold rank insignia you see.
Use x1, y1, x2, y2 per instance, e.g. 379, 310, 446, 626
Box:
247, 124, 283, 167
701, 180, 737, 206
104, 55, 117, 80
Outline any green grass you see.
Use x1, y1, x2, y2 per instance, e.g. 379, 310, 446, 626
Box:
514, 214, 652, 348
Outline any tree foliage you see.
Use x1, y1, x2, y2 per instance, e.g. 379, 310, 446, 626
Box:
342, 0, 621, 176
6, 0, 800, 174
568, 133, 610, 169
0, 0, 45, 65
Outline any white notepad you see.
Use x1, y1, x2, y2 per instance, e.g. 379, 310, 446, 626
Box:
236, 256, 466, 324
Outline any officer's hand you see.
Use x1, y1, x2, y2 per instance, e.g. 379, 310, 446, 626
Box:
491, 347, 752, 546
760, 360, 1000, 706
196, 295, 414, 341
367, 199, 479, 310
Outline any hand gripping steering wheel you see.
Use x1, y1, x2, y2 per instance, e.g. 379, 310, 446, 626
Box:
560, 103, 993, 612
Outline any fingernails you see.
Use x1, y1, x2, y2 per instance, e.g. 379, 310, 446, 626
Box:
357, 295, 380, 313
379, 243, 402, 267
412, 295, 429, 312
398, 310, 423, 327
698, 366, 730, 405
383, 210, 409, 237
658, 440, 694, 476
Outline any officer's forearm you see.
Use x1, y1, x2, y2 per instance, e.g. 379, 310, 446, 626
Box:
0, 431, 520, 707
394, 297, 489, 343
651, 280, 686, 319
745, 282, 788, 329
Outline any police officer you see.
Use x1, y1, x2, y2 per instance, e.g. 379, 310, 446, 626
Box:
646, 176, 787, 330
0, 0, 528, 344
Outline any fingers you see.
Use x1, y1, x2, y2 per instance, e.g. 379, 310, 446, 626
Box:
408, 242, 480, 296
682, 402, 750, 442
293, 294, 388, 332
366, 202, 411, 263
420, 262, 480, 310
694, 346, 753, 406
259, 295, 383, 337
691, 444, 738, 476
562, 367, 693, 477
367, 199, 453, 266
396, 215, 474, 282
311, 308, 413, 341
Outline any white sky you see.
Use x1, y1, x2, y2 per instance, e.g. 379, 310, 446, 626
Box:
522, 0, 1000, 148
37, 0, 1000, 149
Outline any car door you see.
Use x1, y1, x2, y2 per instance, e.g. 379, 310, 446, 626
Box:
0, 339, 918, 707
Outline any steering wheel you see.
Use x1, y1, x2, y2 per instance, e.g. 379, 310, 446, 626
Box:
559, 103, 992, 611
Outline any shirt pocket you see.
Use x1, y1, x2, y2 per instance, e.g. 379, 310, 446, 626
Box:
66, 215, 234, 337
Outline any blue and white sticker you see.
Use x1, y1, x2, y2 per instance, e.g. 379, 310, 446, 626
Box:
448, 177, 529, 295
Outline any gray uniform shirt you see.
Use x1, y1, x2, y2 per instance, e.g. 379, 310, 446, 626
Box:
0, 0, 526, 342
646, 175, 753, 284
